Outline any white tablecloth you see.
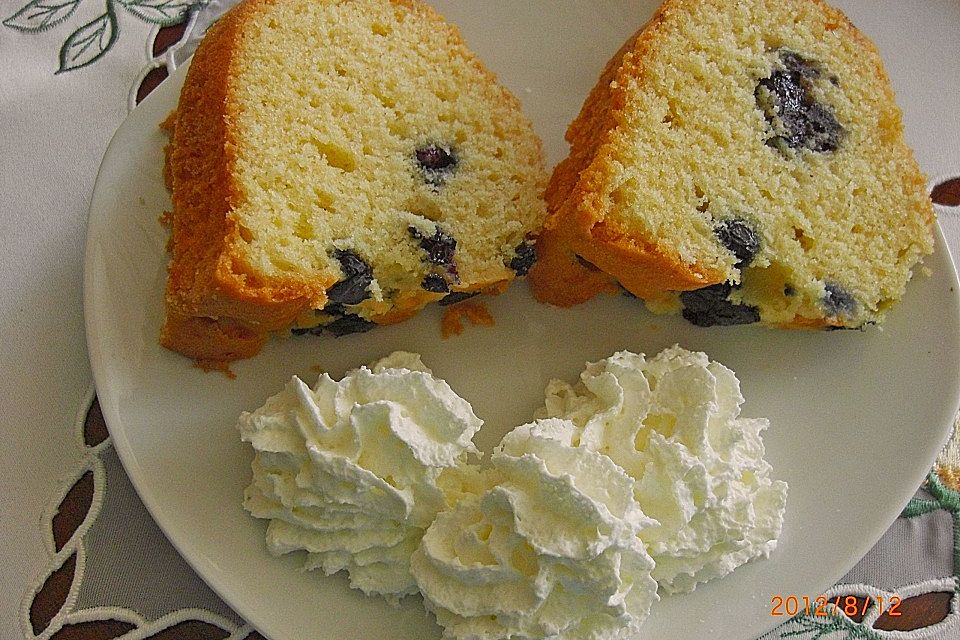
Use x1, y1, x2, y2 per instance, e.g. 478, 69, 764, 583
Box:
3, 1, 960, 638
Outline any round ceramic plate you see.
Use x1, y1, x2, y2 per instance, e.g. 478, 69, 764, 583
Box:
85, 1, 960, 638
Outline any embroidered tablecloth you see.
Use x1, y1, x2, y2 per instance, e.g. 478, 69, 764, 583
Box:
4, 1, 960, 639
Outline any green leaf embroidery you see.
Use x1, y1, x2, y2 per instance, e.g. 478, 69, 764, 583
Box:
778, 612, 882, 640
118, 0, 193, 26
3, 0, 81, 32
902, 497, 941, 518
56, 6, 118, 74
4, 0, 199, 73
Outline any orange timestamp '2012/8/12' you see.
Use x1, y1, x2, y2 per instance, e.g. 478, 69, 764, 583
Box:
770, 594, 903, 618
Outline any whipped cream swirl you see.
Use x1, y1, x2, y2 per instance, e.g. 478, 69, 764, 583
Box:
411, 418, 659, 640
239, 352, 482, 601
537, 346, 788, 593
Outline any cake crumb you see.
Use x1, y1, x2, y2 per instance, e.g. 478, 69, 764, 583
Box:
194, 358, 236, 379
441, 301, 495, 338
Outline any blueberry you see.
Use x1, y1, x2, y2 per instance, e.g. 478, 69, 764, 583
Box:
409, 225, 457, 269
321, 302, 346, 316
415, 144, 457, 187
509, 241, 537, 276
755, 50, 844, 154
416, 145, 456, 171
826, 324, 865, 332
326, 250, 372, 305
293, 308, 375, 337
714, 218, 760, 268
680, 283, 761, 327
439, 291, 479, 306
822, 282, 857, 317
421, 273, 450, 293
326, 314, 376, 337
780, 51, 821, 80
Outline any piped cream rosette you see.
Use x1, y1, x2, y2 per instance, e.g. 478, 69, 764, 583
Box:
537, 346, 789, 593
410, 418, 659, 640
239, 352, 483, 601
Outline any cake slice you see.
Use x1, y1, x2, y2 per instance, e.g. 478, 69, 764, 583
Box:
529, 0, 935, 329
161, 0, 546, 362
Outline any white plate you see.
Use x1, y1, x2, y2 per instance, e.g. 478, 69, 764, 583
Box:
85, 2, 960, 638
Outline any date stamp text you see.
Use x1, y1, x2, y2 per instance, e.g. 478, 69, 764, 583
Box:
770, 594, 903, 618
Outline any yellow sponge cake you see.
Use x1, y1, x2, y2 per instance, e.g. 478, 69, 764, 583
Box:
161, 0, 547, 362
530, 0, 934, 329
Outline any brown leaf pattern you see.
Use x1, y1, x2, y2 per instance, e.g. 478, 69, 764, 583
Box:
932, 177, 960, 207
50, 619, 137, 640
136, 66, 169, 105
83, 398, 109, 448
135, 19, 190, 105
152, 21, 188, 57
30, 551, 77, 635
52, 470, 94, 552
826, 591, 953, 629
875, 591, 954, 631
142, 620, 230, 640
26, 391, 257, 639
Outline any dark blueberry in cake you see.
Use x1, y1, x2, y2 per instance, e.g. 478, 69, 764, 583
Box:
680, 283, 761, 327
755, 50, 844, 154
784, 285, 796, 297
780, 50, 822, 80
290, 312, 376, 338
321, 302, 346, 316
415, 144, 458, 187
416, 145, 457, 171
789, 101, 843, 152
326, 249, 373, 305
826, 321, 872, 332
421, 273, 450, 293
439, 291, 479, 306
409, 225, 457, 268
326, 314, 376, 337
293, 308, 375, 337
713, 218, 760, 268
509, 241, 537, 276
822, 282, 857, 317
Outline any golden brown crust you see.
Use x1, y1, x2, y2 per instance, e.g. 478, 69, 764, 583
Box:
162, 0, 322, 360
527, 229, 619, 307
440, 300, 495, 338
160, 310, 267, 361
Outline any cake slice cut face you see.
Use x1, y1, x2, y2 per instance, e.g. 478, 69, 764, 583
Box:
529, 0, 935, 329
160, 0, 547, 362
